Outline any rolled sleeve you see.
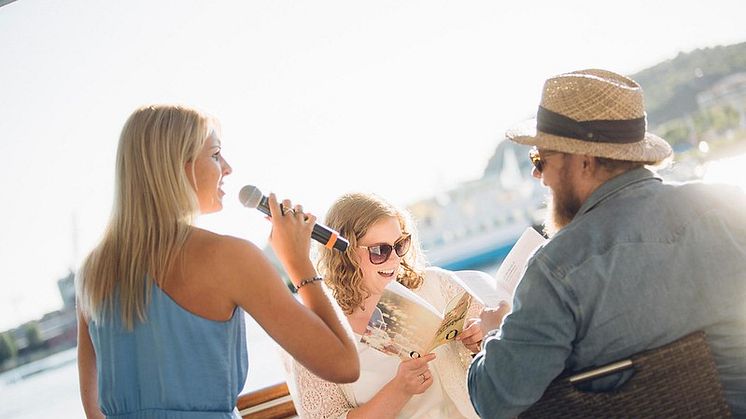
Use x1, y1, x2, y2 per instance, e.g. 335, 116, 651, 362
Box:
467, 259, 576, 418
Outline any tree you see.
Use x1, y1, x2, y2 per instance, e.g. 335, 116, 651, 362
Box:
24, 321, 44, 350
658, 119, 692, 148
0, 332, 17, 364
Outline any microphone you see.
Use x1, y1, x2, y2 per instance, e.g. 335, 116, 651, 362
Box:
239, 185, 349, 252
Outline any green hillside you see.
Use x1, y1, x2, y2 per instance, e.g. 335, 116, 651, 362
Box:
628, 41, 746, 149
632, 42, 746, 127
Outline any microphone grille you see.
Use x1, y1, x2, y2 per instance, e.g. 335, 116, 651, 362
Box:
238, 185, 263, 208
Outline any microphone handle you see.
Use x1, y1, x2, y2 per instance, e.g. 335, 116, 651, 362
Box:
256, 196, 272, 217
312, 225, 349, 252
257, 196, 349, 252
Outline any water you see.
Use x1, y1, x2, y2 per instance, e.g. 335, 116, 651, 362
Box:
0, 314, 285, 419
0, 348, 82, 419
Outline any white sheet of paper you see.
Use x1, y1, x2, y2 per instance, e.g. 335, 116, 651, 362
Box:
494, 227, 546, 294
453, 227, 547, 307
384, 279, 442, 318
453, 270, 508, 307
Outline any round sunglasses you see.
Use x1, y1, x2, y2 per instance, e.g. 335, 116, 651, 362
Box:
529, 146, 562, 173
358, 233, 412, 265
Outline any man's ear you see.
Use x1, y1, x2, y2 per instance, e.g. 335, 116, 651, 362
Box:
580, 155, 604, 181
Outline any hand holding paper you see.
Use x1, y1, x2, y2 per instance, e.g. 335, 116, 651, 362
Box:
359, 228, 546, 359
360, 280, 471, 360
458, 317, 484, 353
479, 301, 512, 336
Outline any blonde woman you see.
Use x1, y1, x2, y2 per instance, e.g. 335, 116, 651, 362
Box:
76, 105, 359, 419
284, 193, 483, 419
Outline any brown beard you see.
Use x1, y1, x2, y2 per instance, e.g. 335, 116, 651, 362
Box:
543, 166, 583, 238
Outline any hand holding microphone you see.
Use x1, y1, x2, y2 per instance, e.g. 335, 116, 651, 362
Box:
239, 185, 349, 252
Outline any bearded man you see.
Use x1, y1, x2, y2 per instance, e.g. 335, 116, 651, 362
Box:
467, 69, 746, 418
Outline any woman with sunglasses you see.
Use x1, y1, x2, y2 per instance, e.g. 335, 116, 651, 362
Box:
284, 192, 483, 419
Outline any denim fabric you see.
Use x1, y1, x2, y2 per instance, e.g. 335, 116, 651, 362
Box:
468, 168, 746, 418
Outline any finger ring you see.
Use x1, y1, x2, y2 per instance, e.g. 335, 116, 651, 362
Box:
282, 206, 294, 215
419, 373, 426, 383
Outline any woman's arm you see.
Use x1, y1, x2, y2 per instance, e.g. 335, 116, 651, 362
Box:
77, 310, 105, 419
289, 352, 436, 419
223, 194, 359, 384
222, 239, 358, 383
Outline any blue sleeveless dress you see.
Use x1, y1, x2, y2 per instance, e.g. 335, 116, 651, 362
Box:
88, 284, 248, 418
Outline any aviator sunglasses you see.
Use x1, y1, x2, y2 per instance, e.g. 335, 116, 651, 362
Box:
358, 233, 412, 265
529, 146, 561, 173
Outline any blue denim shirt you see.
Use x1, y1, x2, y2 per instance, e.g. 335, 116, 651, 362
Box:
467, 168, 746, 418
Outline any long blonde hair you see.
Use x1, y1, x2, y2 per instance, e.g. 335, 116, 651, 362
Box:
78, 104, 215, 329
317, 193, 425, 315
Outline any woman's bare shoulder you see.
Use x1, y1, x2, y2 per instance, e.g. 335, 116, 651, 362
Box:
184, 228, 282, 294
182, 228, 275, 283
189, 228, 263, 257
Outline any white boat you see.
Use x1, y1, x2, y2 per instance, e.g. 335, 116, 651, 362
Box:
408, 141, 546, 271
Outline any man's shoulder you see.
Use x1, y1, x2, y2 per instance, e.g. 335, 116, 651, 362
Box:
532, 227, 596, 275
646, 181, 746, 231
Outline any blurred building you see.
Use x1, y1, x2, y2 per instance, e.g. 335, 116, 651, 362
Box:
408, 140, 545, 271
697, 72, 746, 111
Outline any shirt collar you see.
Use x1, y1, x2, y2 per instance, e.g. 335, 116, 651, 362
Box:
576, 167, 661, 217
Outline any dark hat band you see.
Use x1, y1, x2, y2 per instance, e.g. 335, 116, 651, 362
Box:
537, 106, 646, 144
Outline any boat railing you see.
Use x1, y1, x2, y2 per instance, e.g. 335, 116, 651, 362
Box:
237, 382, 297, 418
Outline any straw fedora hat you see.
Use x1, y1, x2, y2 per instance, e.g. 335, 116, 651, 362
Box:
506, 69, 673, 163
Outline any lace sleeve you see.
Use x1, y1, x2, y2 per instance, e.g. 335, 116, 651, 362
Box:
466, 287, 485, 319
282, 351, 354, 419
423, 268, 482, 419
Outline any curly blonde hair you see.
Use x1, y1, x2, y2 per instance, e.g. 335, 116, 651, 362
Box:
317, 193, 425, 315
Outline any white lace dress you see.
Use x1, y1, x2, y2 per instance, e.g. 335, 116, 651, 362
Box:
282, 267, 482, 419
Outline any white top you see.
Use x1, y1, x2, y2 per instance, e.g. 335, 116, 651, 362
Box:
351, 333, 463, 418
282, 267, 482, 419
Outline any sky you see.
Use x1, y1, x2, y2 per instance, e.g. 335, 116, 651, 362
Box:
0, 0, 745, 331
